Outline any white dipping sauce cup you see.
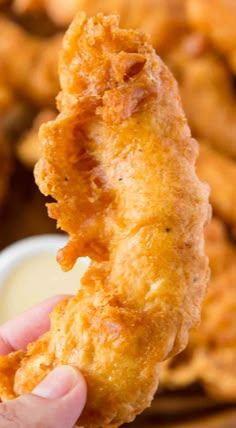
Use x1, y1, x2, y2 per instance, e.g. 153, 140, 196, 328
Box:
0, 235, 90, 323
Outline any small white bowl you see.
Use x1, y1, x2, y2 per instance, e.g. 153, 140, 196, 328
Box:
0, 235, 90, 323
0, 234, 67, 286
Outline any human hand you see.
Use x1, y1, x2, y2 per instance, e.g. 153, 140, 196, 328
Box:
0, 295, 87, 428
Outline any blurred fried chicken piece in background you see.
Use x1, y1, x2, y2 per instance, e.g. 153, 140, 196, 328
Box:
165, 34, 236, 160
12, 0, 187, 53
16, 109, 56, 168
12, 0, 44, 13
0, 79, 33, 144
187, 0, 236, 74
0, 80, 15, 115
197, 143, 236, 232
0, 16, 61, 107
204, 217, 236, 278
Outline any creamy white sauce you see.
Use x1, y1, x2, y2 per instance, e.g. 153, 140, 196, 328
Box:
0, 253, 89, 324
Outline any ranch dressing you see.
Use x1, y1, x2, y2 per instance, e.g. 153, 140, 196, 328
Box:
0, 235, 90, 324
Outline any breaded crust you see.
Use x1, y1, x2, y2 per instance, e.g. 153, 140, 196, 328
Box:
0, 14, 210, 428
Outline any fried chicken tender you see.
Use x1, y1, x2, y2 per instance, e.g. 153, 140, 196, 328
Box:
161, 218, 236, 400
13, 0, 187, 53
0, 16, 61, 107
166, 34, 236, 159
16, 109, 56, 168
0, 14, 210, 427
187, 0, 236, 74
197, 143, 236, 231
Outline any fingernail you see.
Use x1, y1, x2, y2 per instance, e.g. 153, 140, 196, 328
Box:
33, 366, 81, 399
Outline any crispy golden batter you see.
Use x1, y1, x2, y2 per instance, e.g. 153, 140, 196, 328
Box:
16, 109, 56, 168
0, 14, 209, 427
187, 0, 236, 73
161, 218, 236, 400
13, 0, 187, 53
166, 34, 236, 159
0, 16, 61, 107
197, 143, 236, 231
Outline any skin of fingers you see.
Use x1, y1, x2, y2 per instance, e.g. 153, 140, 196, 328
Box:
0, 366, 87, 428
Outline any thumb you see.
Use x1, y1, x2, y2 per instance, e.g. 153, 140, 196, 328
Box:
0, 366, 87, 428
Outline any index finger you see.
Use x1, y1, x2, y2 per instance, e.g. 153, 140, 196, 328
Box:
0, 295, 70, 355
